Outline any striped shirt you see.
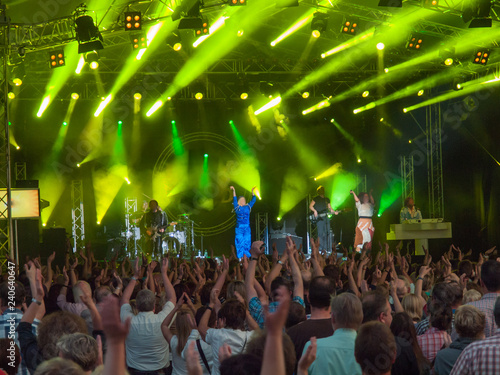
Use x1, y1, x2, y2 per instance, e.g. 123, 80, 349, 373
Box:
450, 329, 500, 375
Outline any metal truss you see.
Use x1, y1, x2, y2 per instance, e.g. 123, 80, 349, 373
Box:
71, 180, 85, 253
426, 103, 445, 219
124, 197, 142, 257
407, 0, 500, 23
255, 212, 269, 254
15, 162, 26, 181
306, 195, 317, 254
400, 156, 415, 206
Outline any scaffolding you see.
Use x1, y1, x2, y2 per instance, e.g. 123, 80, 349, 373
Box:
255, 212, 269, 254
124, 197, 142, 257
426, 103, 445, 218
15, 162, 26, 182
400, 156, 415, 205
71, 180, 85, 253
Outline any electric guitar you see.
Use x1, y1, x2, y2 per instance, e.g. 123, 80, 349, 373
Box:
309, 208, 352, 223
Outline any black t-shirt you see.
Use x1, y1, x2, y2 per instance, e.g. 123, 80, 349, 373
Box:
287, 318, 334, 366
313, 195, 330, 214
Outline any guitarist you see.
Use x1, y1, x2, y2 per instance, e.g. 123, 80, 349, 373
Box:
141, 200, 168, 258
309, 186, 338, 251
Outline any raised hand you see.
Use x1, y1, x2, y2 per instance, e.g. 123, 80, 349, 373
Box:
219, 344, 232, 364
186, 342, 203, 375
101, 296, 131, 343
62, 266, 70, 285
250, 241, 265, 258
264, 285, 291, 335
298, 337, 317, 374
47, 251, 56, 264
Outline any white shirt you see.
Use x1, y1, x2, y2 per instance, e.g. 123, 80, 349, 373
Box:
356, 201, 374, 217
170, 335, 189, 375
205, 328, 255, 375
120, 301, 175, 371
182, 329, 214, 375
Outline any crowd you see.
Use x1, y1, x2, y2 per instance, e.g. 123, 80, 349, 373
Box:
0, 238, 499, 375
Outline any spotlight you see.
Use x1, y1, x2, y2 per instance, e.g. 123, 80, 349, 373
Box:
417, 89, 424, 96
10, 64, 25, 86
357, 158, 362, 163
131, 34, 147, 49
124, 11, 142, 31
453, 78, 463, 91
237, 29, 244, 37
312, 30, 321, 38
473, 49, 490, 65
195, 19, 210, 36
74, 5, 104, 54
311, 12, 328, 37
71, 93, 80, 100
12, 78, 22, 86
228, 0, 246, 6
439, 47, 456, 66
195, 92, 204, 100
7, 92, 15, 99
376, 42, 385, 50
407, 35, 423, 50
444, 58, 454, 66
423, 0, 439, 6
49, 50, 65, 69
85, 51, 99, 69
277, 216, 282, 221
362, 91, 369, 97
134, 93, 142, 100
166, 32, 182, 50
384, 68, 389, 73
240, 92, 249, 100
302, 92, 310, 99
378, 0, 402, 6
63, 121, 68, 126
341, 18, 359, 34
204, 153, 208, 158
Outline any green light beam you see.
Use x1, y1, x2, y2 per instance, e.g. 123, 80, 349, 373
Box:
172, 121, 185, 156
229, 120, 251, 154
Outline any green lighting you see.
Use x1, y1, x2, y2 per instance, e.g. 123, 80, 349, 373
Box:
193, 16, 229, 48
172, 120, 184, 156
204, 153, 208, 158
270, 13, 314, 47
118, 120, 123, 125
277, 216, 281, 221
94, 94, 113, 117
8, 122, 11, 126
302, 97, 332, 115
200, 152, 210, 189
377, 180, 402, 216
376, 42, 385, 51
254, 96, 281, 115
147, 100, 164, 117
37, 95, 51, 118
171, 120, 176, 125
75, 56, 85, 75
63, 121, 68, 126
229, 120, 251, 155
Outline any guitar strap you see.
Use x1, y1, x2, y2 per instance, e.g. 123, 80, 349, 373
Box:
196, 339, 211, 374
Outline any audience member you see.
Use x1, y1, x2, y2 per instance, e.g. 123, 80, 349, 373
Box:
355, 322, 397, 375
417, 301, 452, 364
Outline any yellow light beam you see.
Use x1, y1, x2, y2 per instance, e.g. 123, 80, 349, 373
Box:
94, 94, 113, 117
254, 96, 281, 115
271, 13, 314, 47
193, 16, 229, 48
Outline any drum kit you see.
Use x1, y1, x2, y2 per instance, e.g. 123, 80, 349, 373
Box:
121, 211, 195, 257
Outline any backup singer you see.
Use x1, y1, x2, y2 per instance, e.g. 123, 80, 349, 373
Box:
309, 186, 338, 251
141, 200, 168, 258
350, 189, 375, 251
230, 185, 257, 258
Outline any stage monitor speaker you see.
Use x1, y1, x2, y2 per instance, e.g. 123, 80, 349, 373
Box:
269, 234, 302, 255
42, 228, 67, 266
15, 219, 40, 262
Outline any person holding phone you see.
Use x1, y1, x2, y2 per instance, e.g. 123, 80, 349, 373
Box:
229, 185, 257, 258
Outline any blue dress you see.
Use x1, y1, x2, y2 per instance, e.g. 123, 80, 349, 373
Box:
233, 195, 256, 258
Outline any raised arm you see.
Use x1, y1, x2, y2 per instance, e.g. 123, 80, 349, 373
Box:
286, 237, 304, 300
161, 258, 176, 305
45, 251, 55, 292
309, 200, 317, 216
80, 289, 103, 331
264, 250, 288, 297
21, 262, 45, 324
369, 189, 375, 205
310, 238, 325, 277
246, 241, 265, 301
213, 255, 229, 292
161, 295, 185, 344
199, 288, 221, 341
350, 190, 359, 202
121, 258, 141, 305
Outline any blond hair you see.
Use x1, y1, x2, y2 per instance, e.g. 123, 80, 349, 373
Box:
454, 305, 485, 339
402, 294, 423, 322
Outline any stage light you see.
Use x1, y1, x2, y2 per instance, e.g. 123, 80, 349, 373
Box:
49, 50, 65, 69
403, 108, 408, 113
94, 94, 113, 117
132, 35, 147, 50
409, 139, 412, 143
384, 68, 389, 73
341, 19, 358, 34
12, 78, 22, 86
271, 13, 314, 46
376, 42, 385, 50
173, 42, 182, 51
423, 0, 439, 7
362, 91, 369, 97
147, 100, 163, 117
311, 12, 328, 37
277, 216, 281, 221
240, 92, 248, 100
42, 223, 46, 227
134, 93, 142, 100
74, 5, 104, 53
63, 121, 68, 126
124, 11, 142, 31
237, 29, 244, 37
254, 96, 282, 115
16, 146, 20, 150
124, 177, 131, 185
37, 95, 51, 118
75, 56, 85, 74
440, 47, 456, 66
228, 0, 246, 6
77, 163, 81, 168
7, 92, 15, 100
418, 89, 424, 96
378, 0, 402, 6
377, 213, 381, 217
85, 51, 99, 69
204, 153, 208, 157
407, 35, 423, 50
97, 221, 101, 225
71, 93, 80, 100
357, 158, 362, 163
195, 92, 204, 100
118, 120, 123, 125
473, 49, 490, 65
302, 91, 310, 99
379, 118, 384, 122
444, 58, 454, 66
195, 19, 210, 36
166, 32, 182, 50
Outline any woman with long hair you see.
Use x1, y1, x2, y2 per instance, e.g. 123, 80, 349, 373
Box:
350, 189, 375, 251
391, 312, 431, 375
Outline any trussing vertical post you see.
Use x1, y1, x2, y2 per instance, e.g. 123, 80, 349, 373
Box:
15, 162, 26, 181
71, 180, 85, 253
255, 212, 269, 254
426, 103, 444, 218
401, 156, 415, 205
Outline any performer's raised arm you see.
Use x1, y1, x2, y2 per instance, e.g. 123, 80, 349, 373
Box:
350, 190, 360, 202
369, 189, 375, 205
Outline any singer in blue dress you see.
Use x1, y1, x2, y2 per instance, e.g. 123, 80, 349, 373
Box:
230, 185, 257, 258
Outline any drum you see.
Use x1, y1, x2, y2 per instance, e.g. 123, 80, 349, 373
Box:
171, 230, 186, 244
